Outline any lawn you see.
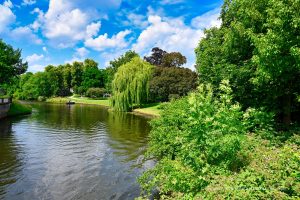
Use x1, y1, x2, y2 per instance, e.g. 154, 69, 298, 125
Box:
133, 103, 162, 117
46, 96, 110, 107
47, 96, 162, 117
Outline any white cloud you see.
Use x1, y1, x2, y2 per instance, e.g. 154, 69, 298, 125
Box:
100, 48, 130, 67
25, 53, 46, 72
30, 0, 121, 48
30, 8, 44, 31
75, 47, 89, 58
4, 0, 13, 8
29, 64, 44, 72
26, 53, 44, 63
44, 8, 90, 47
42, 46, 48, 52
22, 0, 36, 6
132, 7, 222, 69
132, 15, 204, 69
0, 2, 16, 33
85, 30, 131, 51
86, 21, 101, 38
65, 47, 89, 64
122, 13, 148, 28
191, 8, 221, 29
160, 0, 184, 5
11, 26, 43, 44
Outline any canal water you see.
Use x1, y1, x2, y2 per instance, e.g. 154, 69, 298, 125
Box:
0, 103, 152, 200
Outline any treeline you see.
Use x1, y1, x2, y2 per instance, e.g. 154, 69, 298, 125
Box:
139, 0, 300, 199
10, 59, 107, 100
0, 39, 198, 103
110, 48, 198, 111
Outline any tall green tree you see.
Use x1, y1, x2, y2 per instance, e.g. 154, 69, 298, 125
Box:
111, 57, 154, 111
195, 0, 300, 125
0, 40, 28, 85
105, 50, 139, 92
144, 47, 167, 66
149, 67, 198, 102
161, 52, 187, 68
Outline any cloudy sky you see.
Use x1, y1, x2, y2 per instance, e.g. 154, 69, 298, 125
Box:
0, 0, 222, 72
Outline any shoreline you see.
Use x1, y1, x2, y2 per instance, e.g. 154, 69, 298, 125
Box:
46, 97, 160, 118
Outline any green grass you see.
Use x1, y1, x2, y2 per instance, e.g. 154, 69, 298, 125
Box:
133, 103, 162, 117
7, 101, 32, 117
46, 96, 110, 107
46, 97, 69, 103
47, 96, 163, 117
69, 96, 110, 106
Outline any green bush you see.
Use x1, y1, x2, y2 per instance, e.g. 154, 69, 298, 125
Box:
139, 81, 299, 199
139, 80, 249, 197
200, 136, 300, 199
86, 87, 106, 98
7, 101, 32, 117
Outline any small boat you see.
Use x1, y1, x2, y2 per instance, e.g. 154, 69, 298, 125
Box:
66, 101, 75, 105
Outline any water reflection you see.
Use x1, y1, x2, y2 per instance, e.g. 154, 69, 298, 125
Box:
0, 118, 23, 198
0, 103, 151, 200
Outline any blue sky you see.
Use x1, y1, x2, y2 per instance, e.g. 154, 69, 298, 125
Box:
0, 0, 223, 72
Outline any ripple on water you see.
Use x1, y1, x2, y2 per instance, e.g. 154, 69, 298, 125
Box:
0, 103, 151, 200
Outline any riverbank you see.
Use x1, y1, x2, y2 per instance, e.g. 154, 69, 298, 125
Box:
7, 101, 32, 117
46, 96, 161, 117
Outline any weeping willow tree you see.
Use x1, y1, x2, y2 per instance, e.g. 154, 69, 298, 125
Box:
111, 57, 154, 111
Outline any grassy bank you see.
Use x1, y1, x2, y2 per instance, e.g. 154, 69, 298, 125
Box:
47, 96, 162, 117
7, 101, 32, 117
133, 103, 162, 117
46, 96, 110, 107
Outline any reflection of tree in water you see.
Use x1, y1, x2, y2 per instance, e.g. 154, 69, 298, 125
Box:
0, 118, 23, 198
105, 111, 151, 163
30, 103, 108, 133
29, 103, 151, 162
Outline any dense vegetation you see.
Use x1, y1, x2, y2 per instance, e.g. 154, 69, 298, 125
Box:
111, 57, 154, 111
1, 41, 197, 110
4, 59, 107, 100
195, 0, 300, 125
139, 0, 300, 199
145, 48, 198, 102
0, 39, 28, 85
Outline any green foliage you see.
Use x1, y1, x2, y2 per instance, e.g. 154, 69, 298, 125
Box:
140, 81, 299, 199
111, 57, 154, 111
7, 101, 32, 117
149, 66, 198, 102
195, 0, 300, 125
86, 88, 106, 98
161, 52, 187, 68
0, 39, 28, 85
105, 50, 139, 92
11, 58, 106, 100
200, 136, 300, 199
81, 66, 105, 92
144, 47, 167, 66
144, 47, 187, 68
140, 81, 249, 197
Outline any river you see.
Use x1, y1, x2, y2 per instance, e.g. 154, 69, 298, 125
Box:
0, 103, 152, 200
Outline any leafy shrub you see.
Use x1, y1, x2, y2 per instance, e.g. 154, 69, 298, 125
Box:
86, 87, 106, 98
200, 136, 300, 199
140, 80, 298, 199
139, 80, 249, 198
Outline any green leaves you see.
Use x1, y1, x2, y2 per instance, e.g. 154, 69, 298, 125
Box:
110, 57, 154, 111
0, 40, 28, 85
140, 81, 249, 197
196, 0, 300, 125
